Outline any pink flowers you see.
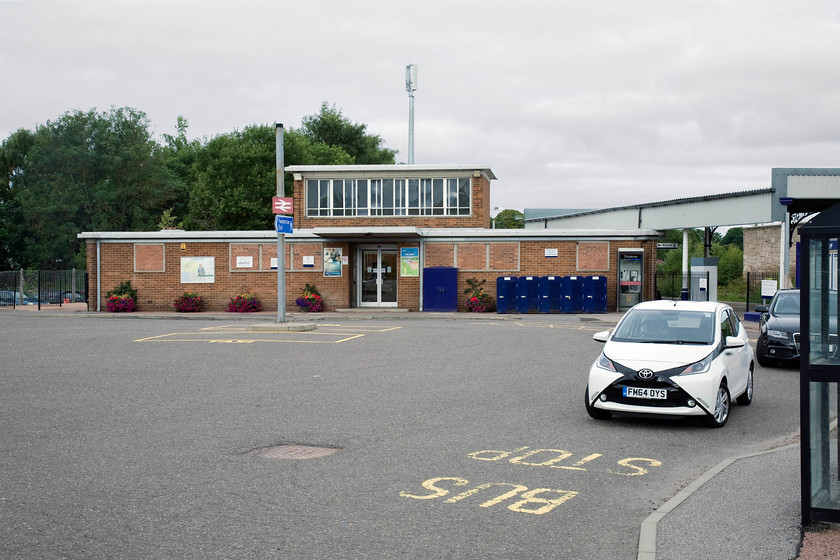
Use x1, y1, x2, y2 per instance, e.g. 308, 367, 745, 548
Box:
227, 293, 263, 313
106, 294, 136, 312
174, 292, 203, 312
296, 292, 323, 312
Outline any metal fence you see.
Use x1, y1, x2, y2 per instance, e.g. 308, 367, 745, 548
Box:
0, 269, 88, 309
654, 271, 712, 301
654, 270, 782, 313
744, 271, 780, 312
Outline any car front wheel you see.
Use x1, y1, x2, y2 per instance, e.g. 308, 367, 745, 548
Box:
703, 383, 731, 428
755, 336, 776, 368
585, 386, 612, 420
736, 367, 754, 406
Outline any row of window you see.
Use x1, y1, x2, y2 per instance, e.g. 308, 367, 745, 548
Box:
306, 178, 472, 217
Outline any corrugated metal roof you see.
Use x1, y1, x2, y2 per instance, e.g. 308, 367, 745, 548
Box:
523, 188, 775, 229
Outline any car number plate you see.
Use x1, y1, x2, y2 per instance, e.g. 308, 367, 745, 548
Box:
623, 387, 667, 399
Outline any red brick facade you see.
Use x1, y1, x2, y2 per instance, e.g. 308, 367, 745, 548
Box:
82, 165, 659, 312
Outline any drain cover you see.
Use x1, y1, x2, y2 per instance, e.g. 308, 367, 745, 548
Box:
249, 444, 339, 459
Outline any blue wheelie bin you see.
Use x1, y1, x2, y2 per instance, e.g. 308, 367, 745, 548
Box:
583, 275, 607, 313
539, 276, 563, 313
516, 276, 541, 313
496, 276, 518, 314
561, 275, 584, 314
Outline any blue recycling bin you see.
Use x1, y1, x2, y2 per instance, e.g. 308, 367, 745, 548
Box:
496, 276, 518, 314
539, 276, 564, 313
583, 275, 607, 314
517, 276, 541, 313
561, 275, 585, 314
423, 267, 458, 312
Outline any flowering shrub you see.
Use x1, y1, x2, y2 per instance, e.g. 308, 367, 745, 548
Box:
174, 292, 203, 312
106, 280, 138, 312
464, 277, 496, 312
227, 293, 263, 313
106, 294, 136, 312
295, 292, 324, 312
295, 284, 324, 312
465, 291, 496, 312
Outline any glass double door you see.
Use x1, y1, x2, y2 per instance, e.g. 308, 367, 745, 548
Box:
360, 249, 398, 307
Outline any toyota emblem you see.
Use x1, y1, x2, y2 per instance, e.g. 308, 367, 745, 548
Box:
637, 369, 655, 380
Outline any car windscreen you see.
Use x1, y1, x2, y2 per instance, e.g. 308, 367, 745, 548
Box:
611, 309, 716, 345
770, 292, 800, 315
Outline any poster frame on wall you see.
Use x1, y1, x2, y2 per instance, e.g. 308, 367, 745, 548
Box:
324, 248, 342, 277
181, 256, 215, 283
400, 247, 420, 277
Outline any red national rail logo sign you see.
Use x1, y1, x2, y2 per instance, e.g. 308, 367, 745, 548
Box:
272, 197, 293, 214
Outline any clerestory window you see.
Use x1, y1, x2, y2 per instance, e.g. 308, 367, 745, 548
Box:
306, 177, 471, 217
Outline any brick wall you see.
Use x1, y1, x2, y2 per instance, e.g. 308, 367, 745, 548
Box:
294, 175, 491, 229
88, 238, 655, 313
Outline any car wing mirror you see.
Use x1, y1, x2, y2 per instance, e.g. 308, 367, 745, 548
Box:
725, 335, 745, 349
593, 330, 610, 343
754, 304, 768, 313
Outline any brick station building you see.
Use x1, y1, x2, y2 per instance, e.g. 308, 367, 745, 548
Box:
79, 164, 660, 313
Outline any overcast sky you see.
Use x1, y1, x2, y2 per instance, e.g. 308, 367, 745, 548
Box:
2, 0, 839, 212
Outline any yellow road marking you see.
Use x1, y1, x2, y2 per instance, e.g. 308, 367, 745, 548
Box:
134, 332, 365, 344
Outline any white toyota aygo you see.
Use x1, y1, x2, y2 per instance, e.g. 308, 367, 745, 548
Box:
586, 300, 755, 428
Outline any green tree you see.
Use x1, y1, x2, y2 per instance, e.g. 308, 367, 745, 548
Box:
183, 125, 355, 231
720, 227, 744, 250
0, 128, 35, 268
494, 209, 524, 229
712, 243, 744, 285
301, 103, 396, 164
10, 107, 183, 268
184, 124, 277, 231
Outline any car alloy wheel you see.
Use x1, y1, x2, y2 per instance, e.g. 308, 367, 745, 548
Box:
736, 368, 754, 406
703, 383, 730, 428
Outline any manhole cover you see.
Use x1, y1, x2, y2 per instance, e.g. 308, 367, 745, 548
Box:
249, 444, 340, 459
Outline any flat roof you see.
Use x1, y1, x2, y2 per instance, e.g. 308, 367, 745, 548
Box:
284, 164, 496, 180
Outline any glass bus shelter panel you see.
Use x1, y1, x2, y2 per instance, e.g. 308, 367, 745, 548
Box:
808, 237, 839, 367
808, 382, 840, 512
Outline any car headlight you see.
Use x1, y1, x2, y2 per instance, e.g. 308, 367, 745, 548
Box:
767, 329, 790, 340
596, 351, 617, 372
678, 352, 713, 375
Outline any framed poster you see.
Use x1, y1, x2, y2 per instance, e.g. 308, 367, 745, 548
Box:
181, 257, 215, 283
400, 247, 419, 277
324, 248, 342, 277
236, 256, 253, 268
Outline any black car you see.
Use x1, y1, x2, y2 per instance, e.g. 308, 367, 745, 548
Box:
755, 289, 839, 367
755, 289, 801, 367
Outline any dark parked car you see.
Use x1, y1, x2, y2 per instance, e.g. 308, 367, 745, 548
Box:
755, 290, 800, 367
755, 289, 837, 367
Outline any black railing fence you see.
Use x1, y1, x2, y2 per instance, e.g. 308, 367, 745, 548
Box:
0, 269, 88, 309
744, 271, 781, 312
653, 271, 712, 301
654, 270, 781, 313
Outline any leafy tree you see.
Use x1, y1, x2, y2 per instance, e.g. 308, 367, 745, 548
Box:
301, 103, 396, 164
183, 125, 354, 231
494, 209, 524, 229
0, 128, 34, 268
10, 107, 184, 268
720, 227, 743, 250
159, 116, 200, 227
712, 243, 744, 285
184, 124, 277, 231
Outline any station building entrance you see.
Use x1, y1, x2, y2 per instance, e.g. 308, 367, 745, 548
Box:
358, 246, 398, 307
